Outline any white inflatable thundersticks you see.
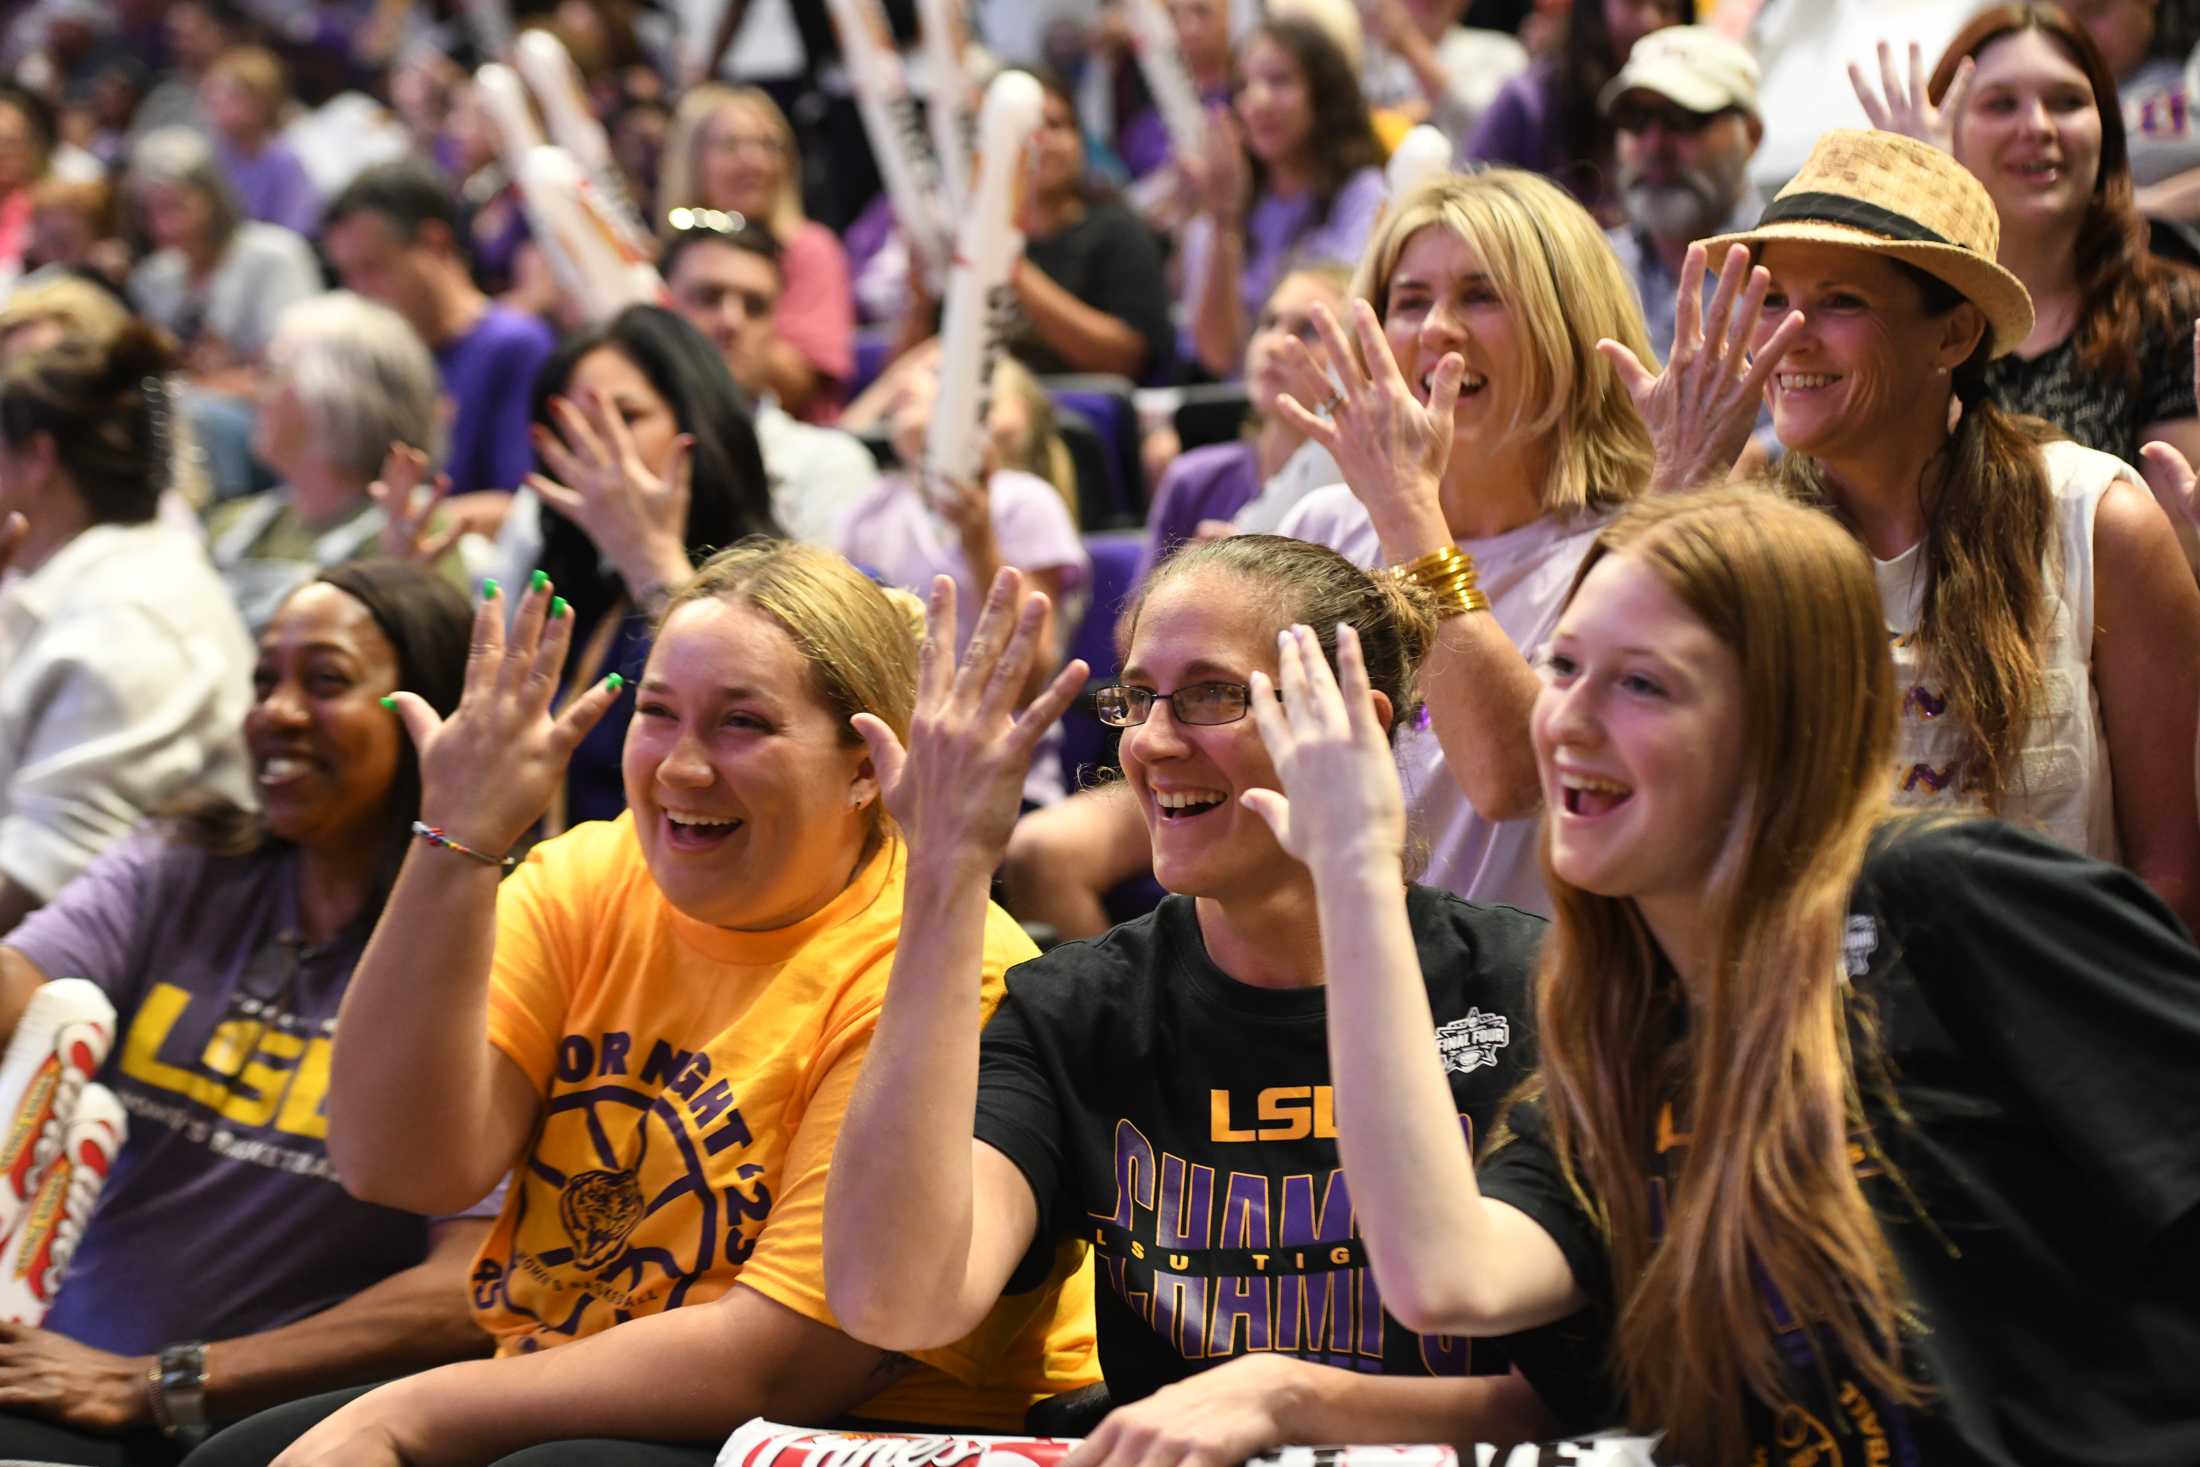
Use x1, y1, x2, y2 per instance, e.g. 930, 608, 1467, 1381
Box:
1123, 0, 1207, 166
922, 69, 1045, 502
0, 1084, 122, 1322
916, 0, 979, 213
0, 978, 122, 1322
1386, 125, 1455, 199
825, 0, 954, 292
512, 28, 655, 249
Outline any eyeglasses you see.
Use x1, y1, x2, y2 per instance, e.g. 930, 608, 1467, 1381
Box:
1095, 681, 1273, 728
666, 206, 751, 234
1610, 101, 1733, 137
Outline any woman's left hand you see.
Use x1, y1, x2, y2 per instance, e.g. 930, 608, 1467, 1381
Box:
1275, 298, 1455, 553
526, 389, 694, 602
1243, 622, 1408, 879
0, 1325, 151, 1432
369, 443, 461, 564
1061, 1355, 1303, 1467
1849, 39, 1974, 154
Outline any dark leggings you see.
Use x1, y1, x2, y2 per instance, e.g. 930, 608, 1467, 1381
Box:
0, 1411, 187, 1466
180, 1384, 719, 1467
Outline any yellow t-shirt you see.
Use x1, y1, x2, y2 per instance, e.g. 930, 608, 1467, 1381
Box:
474, 814, 1099, 1428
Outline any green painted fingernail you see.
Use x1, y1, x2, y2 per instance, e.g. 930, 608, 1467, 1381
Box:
530, 568, 549, 593
379, 696, 396, 710
605, 673, 624, 692
551, 596, 569, 619
481, 577, 500, 599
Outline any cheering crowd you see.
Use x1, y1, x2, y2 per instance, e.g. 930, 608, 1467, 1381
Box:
0, 0, 2196, 1464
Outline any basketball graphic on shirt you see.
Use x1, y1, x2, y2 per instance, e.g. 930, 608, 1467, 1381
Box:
556, 1166, 644, 1270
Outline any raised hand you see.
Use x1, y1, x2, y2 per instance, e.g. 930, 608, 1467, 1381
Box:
852, 571, 1089, 871
1275, 297, 1459, 551
1194, 100, 1251, 223
390, 573, 624, 860
1849, 39, 1974, 154
369, 443, 460, 564
526, 388, 694, 604
1241, 622, 1408, 877
1598, 242, 1804, 495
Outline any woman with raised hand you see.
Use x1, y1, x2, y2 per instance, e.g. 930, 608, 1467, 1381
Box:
1851, 9, 2200, 468
1181, 18, 1387, 379
0, 562, 487, 1467
518, 303, 782, 831
1271, 168, 1674, 914
826, 540, 1566, 1467
1615, 126, 2200, 930
188, 544, 1096, 1467
1257, 487, 2200, 1466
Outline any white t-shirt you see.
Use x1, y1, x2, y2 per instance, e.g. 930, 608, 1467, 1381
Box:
1877, 438, 2124, 860
753, 401, 880, 548
1278, 486, 1606, 915
0, 521, 255, 899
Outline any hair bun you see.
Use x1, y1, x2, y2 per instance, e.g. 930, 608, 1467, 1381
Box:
98, 319, 178, 388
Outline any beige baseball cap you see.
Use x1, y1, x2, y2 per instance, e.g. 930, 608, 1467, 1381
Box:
1598, 25, 1761, 119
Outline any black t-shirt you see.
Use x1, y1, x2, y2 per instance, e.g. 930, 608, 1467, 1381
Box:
1015, 199, 1175, 381
1982, 279, 2200, 464
1480, 819, 2200, 1465
975, 887, 1545, 1406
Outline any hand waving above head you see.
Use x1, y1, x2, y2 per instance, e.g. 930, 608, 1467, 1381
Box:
1849, 38, 1975, 154
1242, 622, 1408, 880
391, 572, 625, 863
1598, 242, 1804, 495
852, 570, 1089, 873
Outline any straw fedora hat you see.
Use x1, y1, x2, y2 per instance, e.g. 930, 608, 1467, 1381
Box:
1698, 129, 2035, 359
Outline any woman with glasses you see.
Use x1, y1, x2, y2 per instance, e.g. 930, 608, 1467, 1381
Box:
823, 546, 1568, 1467
658, 87, 852, 422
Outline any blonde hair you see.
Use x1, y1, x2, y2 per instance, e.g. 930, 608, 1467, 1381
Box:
658, 85, 804, 243
1527, 486, 1920, 1464
1353, 171, 1654, 517
662, 539, 921, 832
204, 45, 288, 121
991, 355, 1077, 516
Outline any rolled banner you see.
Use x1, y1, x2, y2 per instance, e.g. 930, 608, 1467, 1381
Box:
923, 69, 1045, 504
460, 0, 518, 62
512, 29, 655, 249
1385, 124, 1455, 199
1122, 0, 1207, 166
915, 0, 979, 213
0, 1083, 123, 1323
0, 978, 115, 1246
824, 0, 953, 292
714, 1423, 1670, 1467
516, 144, 667, 322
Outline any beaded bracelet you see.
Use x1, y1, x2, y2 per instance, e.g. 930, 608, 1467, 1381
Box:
412, 820, 517, 868
1389, 545, 1492, 619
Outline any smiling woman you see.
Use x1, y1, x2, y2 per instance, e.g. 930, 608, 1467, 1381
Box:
192, 543, 1098, 1467
0, 561, 485, 1465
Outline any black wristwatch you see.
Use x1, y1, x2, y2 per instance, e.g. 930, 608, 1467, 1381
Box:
147, 1341, 208, 1437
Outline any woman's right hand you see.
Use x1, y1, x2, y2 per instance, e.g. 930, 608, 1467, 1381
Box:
1598, 242, 1804, 495
853, 571, 1089, 873
1242, 622, 1408, 879
1849, 39, 1974, 154
390, 574, 625, 860
369, 443, 460, 565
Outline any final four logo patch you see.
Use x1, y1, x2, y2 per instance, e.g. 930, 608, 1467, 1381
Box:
1434, 1009, 1510, 1075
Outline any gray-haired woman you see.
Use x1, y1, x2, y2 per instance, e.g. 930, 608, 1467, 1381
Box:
208, 291, 462, 631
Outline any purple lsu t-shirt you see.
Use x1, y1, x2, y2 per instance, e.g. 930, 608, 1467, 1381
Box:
436, 305, 558, 497
5, 830, 437, 1354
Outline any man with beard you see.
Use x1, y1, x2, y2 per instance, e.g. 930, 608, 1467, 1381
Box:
1599, 26, 1765, 372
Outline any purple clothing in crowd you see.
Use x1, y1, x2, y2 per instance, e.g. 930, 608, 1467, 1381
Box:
1179, 167, 1386, 343
7, 832, 439, 1354
436, 305, 558, 496
1117, 85, 1231, 180
1468, 60, 1612, 215
1136, 440, 1260, 583
216, 137, 323, 236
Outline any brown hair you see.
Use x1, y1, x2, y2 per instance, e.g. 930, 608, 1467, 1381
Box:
1355, 172, 1656, 517
1527, 486, 1919, 1464
204, 45, 287, 120
1931, 2, 2200, 386
0, 320, 176, 524
1775, 259, 2054, 806
661, 539, 922, 833
1119, 534, 1439, 746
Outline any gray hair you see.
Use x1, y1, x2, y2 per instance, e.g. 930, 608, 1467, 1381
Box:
127, 126, 243, 249
268, 291, 442, 479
